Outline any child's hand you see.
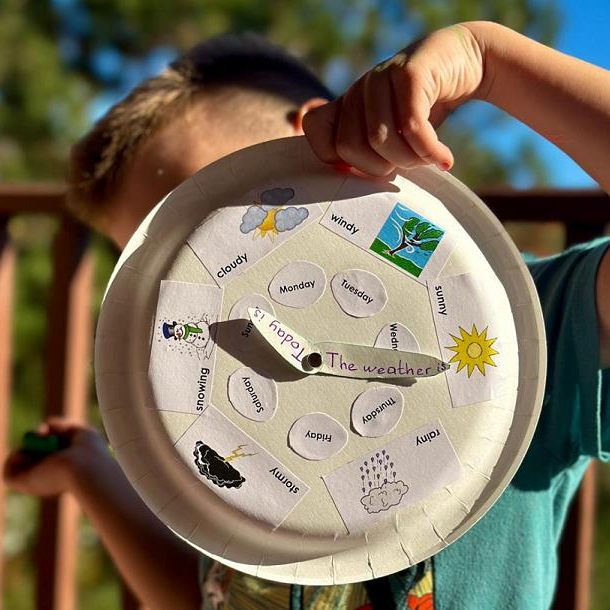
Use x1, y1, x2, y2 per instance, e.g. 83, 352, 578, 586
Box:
4, 417, 109, 497
303, 23, 488, 176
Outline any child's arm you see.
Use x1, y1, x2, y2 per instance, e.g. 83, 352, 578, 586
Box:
303, 21, 610, 188
303, 21, 610, 367
4, 418, 201, 610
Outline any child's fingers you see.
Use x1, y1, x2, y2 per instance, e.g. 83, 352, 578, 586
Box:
390, 65, 454, 169
35, 422, 50, 435
44, 416, 88, 437
363, 70, 422, 169
302, 99, 342, 164
429, 102, 452, 129
335, 79, 395, 176
3, 451, 37, 486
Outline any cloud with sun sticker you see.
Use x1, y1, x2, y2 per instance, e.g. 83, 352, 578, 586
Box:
239, 187, 309, 239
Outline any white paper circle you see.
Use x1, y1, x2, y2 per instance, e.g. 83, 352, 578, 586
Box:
374, 322, 420, 352
351, 386, 404, 438
268, 261, 326, 308
228, 367, 278, 422
96, 138, 546, 585
288, 413, 348, 460
330, 269, 387, 318
228, 294, 275, 352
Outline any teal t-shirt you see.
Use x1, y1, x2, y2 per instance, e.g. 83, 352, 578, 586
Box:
198, 238, 610, 610
435, 237, 610, 610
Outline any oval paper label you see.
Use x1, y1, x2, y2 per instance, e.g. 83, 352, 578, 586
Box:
288, 413, 348, 460
331, 269, 387, 318
375, 322, 420, 352
228, 294, 275, 352
351, 386, 404, 438
268, 261, 326, 308
228, 367, 278, 422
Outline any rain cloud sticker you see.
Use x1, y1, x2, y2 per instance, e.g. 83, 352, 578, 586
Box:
359, 450, 409, 514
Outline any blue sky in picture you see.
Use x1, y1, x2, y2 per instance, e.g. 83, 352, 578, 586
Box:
85, 1, 609, 189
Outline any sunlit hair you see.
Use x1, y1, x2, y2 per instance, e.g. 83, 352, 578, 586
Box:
66, 32, 332, 228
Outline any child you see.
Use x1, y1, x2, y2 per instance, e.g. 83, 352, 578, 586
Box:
5, 21, 610, 610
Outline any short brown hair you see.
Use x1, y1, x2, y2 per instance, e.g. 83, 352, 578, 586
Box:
67, 32, 332, 228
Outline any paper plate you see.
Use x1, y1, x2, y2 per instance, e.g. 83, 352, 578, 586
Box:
95, 136, 546, 584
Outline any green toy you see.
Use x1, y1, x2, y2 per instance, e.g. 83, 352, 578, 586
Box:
21, 432, 70, 458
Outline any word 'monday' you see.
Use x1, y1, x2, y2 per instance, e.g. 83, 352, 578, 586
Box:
279, 280, 315, 294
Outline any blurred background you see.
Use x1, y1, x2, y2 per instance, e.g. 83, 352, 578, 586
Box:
2, 0, 610, 608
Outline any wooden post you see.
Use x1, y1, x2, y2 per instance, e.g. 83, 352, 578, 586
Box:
36, 216, 93, 610
0, 217, 16, 595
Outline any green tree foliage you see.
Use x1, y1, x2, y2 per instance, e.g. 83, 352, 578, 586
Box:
0, 0, 560, 184
387, 216, 442, 256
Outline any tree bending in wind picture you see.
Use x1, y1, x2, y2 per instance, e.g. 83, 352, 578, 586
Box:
370, 204, 445, 277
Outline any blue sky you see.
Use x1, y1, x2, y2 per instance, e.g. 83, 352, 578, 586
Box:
477, 0, 610, 188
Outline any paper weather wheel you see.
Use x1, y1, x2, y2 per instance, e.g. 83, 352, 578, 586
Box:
95, 136, 546, 584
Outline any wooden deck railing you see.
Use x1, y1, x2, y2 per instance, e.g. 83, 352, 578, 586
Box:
0, 185, 608, 610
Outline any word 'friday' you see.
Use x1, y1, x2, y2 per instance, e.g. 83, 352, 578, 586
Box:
304, 430, 333, 442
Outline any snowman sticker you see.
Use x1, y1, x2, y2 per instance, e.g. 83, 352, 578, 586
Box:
160, 317, 215, 359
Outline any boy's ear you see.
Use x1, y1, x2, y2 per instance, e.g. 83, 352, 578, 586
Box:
291, 97, 329, 133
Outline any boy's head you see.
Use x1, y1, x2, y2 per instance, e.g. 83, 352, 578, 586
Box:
67, 33, 332, 248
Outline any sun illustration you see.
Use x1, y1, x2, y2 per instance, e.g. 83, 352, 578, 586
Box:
254, 207, 279, 239
239, 187, 309, 240
445, 324, 499, 377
